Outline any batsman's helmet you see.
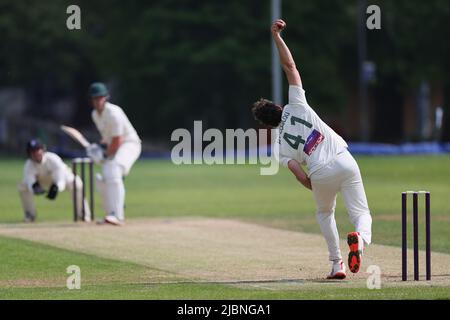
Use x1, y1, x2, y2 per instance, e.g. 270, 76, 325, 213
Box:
89, 82, 109, 98
26, 139, 45, 157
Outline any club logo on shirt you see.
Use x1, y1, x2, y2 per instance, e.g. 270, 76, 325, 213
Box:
303, 129, 324, 156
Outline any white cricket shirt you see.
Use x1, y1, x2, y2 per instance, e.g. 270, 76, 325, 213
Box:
277, 85, 348, 176
23, 152, 72, 192
92, 102, 141, 145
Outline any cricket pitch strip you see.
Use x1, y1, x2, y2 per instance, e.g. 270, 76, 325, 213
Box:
1, 218, 450, 290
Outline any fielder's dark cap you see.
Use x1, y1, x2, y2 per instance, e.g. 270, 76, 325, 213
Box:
89, 82, 109, 98
26, 139, 44, 156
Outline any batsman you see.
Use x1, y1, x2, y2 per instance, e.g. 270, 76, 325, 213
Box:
86, 82, 141, 226
252, 20, 373, 279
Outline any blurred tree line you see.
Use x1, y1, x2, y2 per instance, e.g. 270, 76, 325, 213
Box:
1, 0, 449, 142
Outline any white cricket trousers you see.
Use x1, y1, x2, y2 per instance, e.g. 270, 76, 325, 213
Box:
96, 141, 141, 221
310, 149, 372, 262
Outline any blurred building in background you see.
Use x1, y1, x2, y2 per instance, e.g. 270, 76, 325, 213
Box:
0, 0, 449, 156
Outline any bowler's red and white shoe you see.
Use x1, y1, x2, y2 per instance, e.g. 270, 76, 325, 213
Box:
327, 260, 347, 280
347, 232, 364, 273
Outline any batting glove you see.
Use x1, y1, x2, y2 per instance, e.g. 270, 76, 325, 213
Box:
86, 143, 105, 164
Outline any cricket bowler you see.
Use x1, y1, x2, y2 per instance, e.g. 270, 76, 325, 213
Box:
18, 139, 91, 222
251, 20, 372, 279
86, 82, 141, 226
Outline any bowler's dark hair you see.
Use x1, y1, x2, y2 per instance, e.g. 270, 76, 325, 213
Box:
251, 98, 282, 127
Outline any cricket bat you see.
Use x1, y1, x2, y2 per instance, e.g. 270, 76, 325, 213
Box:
60, 125, 91, 148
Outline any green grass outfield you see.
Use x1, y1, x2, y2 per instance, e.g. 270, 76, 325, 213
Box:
0, 155, 449, 299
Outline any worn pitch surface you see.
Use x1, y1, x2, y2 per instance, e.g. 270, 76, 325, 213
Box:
1, 218, 449, 288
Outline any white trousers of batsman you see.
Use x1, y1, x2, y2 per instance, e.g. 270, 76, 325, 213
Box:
96, 141, 141, 222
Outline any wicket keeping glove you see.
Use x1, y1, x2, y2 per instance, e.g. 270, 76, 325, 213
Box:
46, 183, 59, 200
86, 143, 105, 164
32, 182, 46, 195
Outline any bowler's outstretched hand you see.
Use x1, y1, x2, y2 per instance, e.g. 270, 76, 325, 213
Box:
271, 19, 286, 36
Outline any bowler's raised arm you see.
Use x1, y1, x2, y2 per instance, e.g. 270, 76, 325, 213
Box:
271, 19, 302, 87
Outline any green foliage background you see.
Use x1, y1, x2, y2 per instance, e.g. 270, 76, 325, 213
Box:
1, 0, 450, 140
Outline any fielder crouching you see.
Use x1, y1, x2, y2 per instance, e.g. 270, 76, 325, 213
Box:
86, 82, 141, 226
18, 139, 91, 222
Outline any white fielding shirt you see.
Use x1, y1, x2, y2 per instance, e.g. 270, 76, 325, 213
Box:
22, 152, 72, 192
277, 85, 348, 176
92, 102, 141, 145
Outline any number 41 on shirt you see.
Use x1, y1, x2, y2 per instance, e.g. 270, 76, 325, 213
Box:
283, 116, 324, 156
